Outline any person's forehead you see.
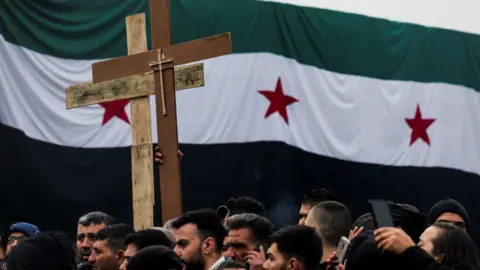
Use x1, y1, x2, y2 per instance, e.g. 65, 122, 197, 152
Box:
78, 223, 106, 234
436, 212, 465, 223
124, 244, 137, 256
176, 223, 198, 238
422, 226, 440, 241
300, 204, 313, 213
94, 240, 108, 250
9, 232, 26, 237
228, 228, 252, 241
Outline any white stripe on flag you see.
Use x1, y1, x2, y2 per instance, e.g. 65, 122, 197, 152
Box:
2, 36, 480, 176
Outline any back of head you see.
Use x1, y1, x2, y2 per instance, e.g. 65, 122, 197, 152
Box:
97, 224, 134, 252
351, 213, 376, 231
127, 245, 182, 270
345, 231, 403, 270
227, 196, 265, 216
352, 203, 425, 242
428, 198, 470, 231
301, 189, 337, 207
172, 209, 225, 253
226, 213, 275, 244
7, 231, 75, 270
126, 229, 175, 250
78, 211, 116, 227
431, 222, 480, 270
268, 225, 323, 270
390, 203, 425, 242
307, 201, 351, 247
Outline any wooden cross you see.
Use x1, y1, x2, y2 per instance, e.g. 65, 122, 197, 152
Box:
66, 0, 232, 230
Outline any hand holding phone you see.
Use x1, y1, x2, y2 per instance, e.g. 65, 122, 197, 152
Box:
369, 199, 394, 228
335, 236, 350, 264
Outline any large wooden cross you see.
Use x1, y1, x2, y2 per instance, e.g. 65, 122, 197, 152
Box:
66, 0, 232, 230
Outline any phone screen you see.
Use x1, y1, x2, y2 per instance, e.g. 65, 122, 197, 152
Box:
369, 199, 394, 228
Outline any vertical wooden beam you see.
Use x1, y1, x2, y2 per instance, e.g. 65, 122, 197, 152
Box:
126, 13, 154, 230
149, 0, 183, 223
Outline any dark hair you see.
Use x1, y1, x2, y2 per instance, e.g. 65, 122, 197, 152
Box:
351, 213, 376, 231
172, 209, 225, 253
78, 211, 116, 227
301, 189, 337, 206
125, 229, 174, 250
309, 201, 351, 247
226, 197, 265, 216
126, 245, 182, 270
226, 213, 275, 244
96, 224, 134, 252
431, 222, 480, 270
268, 225, 323, 270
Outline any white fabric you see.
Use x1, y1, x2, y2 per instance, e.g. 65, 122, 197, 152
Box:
2, 36, 480, 176
259, 0, 480, 35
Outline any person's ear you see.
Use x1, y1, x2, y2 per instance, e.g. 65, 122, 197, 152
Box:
434, 253, 445, 264
203, 237, 215, 254
287, 258, 300, 270
115, 250, 125, 262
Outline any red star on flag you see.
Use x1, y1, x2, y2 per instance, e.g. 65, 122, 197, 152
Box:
258, 77, 299, 124
405, 104, 435, 146
99, 100, 130, 125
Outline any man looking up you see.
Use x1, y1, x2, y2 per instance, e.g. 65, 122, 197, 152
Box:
172, 209, 226, 270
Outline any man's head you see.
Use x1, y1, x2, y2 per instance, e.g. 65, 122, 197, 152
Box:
428, 198, 470, 231
126, 245, 183, 270
298, 189, 336, 225
263, 226, 322, 270
6, 222, 40, 256
218, 197, 265, 224
7, 231, 75, 270
88, 224, 134, 270
120, 229, 175, 270
224, 213, 275, 263
77, 211, 116, 263
304, 201, 351, 249
172, 209, 225, 270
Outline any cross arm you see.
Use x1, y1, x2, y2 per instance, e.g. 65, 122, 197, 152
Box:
92, 32, 231, 83
66, 63, 205, 109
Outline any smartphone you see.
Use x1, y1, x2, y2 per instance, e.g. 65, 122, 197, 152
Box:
368, 199, 394, 228
335, 236, 350, 264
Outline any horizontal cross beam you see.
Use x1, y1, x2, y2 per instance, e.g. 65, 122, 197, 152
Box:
66, 63, 204, 109
92, 33, 231, 83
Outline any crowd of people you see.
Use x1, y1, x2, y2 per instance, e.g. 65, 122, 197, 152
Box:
0, 188, 478, 270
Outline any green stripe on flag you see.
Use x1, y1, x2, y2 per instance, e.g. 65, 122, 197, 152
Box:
1, 0, 480, 90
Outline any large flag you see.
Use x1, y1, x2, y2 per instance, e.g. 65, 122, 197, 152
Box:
1, 0, 480, 240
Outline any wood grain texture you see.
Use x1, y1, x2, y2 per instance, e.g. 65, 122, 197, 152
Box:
91, 33, 231, 83
66, 74, 155, 109
150, 0, 183, 223
126, 13, 154, 231
66, 63, 205, 109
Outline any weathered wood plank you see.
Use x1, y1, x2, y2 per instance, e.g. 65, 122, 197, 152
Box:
66, 63, 205, 109
66, 74, 155, 109
126, 13, 154, 231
